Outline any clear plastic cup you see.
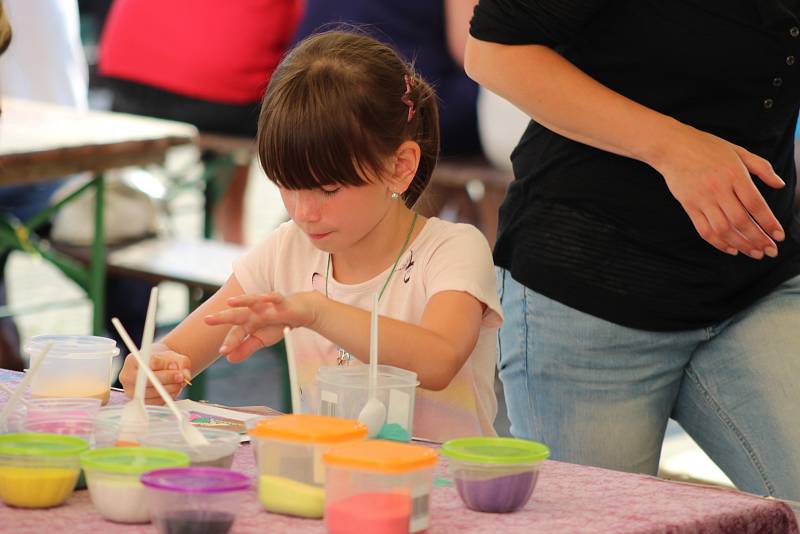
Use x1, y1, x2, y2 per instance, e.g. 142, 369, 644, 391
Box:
323, 440, 438, 534
80, 447, 190, 523
25, 335, 119, 405
141, 467, 251, 534
440, 437, 550, 513
0, 433, 89, 508
315, 364, 419, 439
141, 428, 241, 468
247, 414, 367, 518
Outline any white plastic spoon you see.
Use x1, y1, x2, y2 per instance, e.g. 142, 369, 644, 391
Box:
358, 293, 386, 437
112, 318, 208, 447
283, 326, 301, 414
117, 286, 158, 444
0, 341, 52, 431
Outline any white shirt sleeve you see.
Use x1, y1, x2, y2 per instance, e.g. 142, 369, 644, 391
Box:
423, 223, 503, 328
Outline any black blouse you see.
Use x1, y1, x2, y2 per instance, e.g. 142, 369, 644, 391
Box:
471, 0, 800, 330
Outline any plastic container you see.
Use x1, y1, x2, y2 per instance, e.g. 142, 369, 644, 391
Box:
141, 428, 240, 468
96, 404, 182, 439
141, 467, 250, 534
25, 335, 119, 405
248, 414, 368, 518
316, 364, 419, 439
440, 437, 549, 513
323, 440, 438, 534
0, 433, 89, 508
80, 447, 190, 523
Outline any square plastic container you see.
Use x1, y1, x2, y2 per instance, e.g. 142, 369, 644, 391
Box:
25, 335, 119, 405
0, 433, 89, 508
316, 364, 419, 440
80, 447, 190, 523
5, 398, 103, 433
247, 414, 367, 518
141, 467, 251, 534
323, 440, 438, 534
440, 437, 549, 513
141, 428, 241, 468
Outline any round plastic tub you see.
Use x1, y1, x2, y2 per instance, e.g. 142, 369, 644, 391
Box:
316, 364, 418, 440
96, 404, 182, 437
247, 414, 367, 518
25, 335, 119, 405
141, 467, 250, 534
141, 428, 240, 468
323, 440, 437, 534
0, 433, 89, 508
80, 447, 190, 523
440, 437, 549, 513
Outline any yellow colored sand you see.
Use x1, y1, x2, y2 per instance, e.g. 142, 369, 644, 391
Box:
259, 474, 325, 518
0, 466, 79, 508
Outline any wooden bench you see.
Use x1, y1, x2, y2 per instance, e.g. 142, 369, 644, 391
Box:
417, 157, 512, 247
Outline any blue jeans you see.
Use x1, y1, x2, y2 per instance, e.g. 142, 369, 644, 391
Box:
497, 267, 800, 499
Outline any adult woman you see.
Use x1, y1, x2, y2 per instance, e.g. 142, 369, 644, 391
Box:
465, 1, 800, 499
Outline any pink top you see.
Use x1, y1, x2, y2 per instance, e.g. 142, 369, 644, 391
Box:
98, 0, 301, 104
234, 218, 503, 442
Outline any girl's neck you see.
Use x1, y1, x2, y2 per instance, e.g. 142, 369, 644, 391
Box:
331, 206, 425, 285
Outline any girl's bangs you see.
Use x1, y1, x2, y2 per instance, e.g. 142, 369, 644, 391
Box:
259, 90, 382, 191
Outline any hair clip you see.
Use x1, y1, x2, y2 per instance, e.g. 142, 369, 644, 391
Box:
401, 74, 415, 123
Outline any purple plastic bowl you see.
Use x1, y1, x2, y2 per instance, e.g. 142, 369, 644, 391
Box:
141, 467, 251, 494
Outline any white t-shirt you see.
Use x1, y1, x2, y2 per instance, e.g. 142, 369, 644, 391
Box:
233, 217, 503, 442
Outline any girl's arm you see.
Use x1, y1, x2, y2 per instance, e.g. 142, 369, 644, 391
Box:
463, 38, 785, 260
118, 274, 283, 401
206, 289, 485, 391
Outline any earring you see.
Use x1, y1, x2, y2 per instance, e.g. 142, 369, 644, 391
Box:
390, 191, 400, 200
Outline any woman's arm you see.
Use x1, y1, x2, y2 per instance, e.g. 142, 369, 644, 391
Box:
206, 289, 485, 391
464, 38, 786, 260
444, 0, 479, 65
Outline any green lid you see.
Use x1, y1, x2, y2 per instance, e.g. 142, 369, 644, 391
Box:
0, 433, 89, 457
440, 437, 549, 465
81, 447, 190, 475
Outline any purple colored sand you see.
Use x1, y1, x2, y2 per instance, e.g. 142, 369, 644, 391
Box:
454, 470, 538, 513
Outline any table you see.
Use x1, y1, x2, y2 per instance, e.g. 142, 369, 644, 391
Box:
0, 370, 797, 533
0, 97, 197, 334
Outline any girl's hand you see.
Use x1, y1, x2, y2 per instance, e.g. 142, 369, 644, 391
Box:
655, 125, 785, 259
118, 350, 192, 404
204, 292, 321, 363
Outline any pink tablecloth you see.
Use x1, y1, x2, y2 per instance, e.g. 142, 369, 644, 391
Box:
0, 370, 797, 533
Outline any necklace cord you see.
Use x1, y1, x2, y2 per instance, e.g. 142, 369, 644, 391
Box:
325, 211, 419, 301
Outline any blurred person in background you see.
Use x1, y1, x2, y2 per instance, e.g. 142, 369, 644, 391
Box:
98, 0, 302, 244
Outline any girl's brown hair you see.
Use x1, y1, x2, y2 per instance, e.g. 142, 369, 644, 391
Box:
257, 30, 440, 208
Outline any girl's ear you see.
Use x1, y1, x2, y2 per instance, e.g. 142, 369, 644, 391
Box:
388, 140, 421, 194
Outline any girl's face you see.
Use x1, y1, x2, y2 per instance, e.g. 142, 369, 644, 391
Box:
279, 180, 394, 253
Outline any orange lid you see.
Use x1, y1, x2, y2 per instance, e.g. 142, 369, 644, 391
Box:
247, 414, 367, 444
323, 440, 438, 474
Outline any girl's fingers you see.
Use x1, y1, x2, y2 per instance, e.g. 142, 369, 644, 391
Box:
225, 335, 265, 364
205, 308, 251, 326
226, 294, 261, 307
219, 326, 248, 355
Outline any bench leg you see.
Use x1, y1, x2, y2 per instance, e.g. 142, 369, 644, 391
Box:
90, 174, 107, 336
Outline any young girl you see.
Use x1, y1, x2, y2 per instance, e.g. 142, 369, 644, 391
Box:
118, 30, 502, 442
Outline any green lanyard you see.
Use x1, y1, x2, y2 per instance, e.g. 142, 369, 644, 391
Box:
325, 211, 419, 366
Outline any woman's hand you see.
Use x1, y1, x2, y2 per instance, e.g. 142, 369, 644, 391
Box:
653, 124, 785, 259
204, 292, 322, 363
118, 349, 192, 404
